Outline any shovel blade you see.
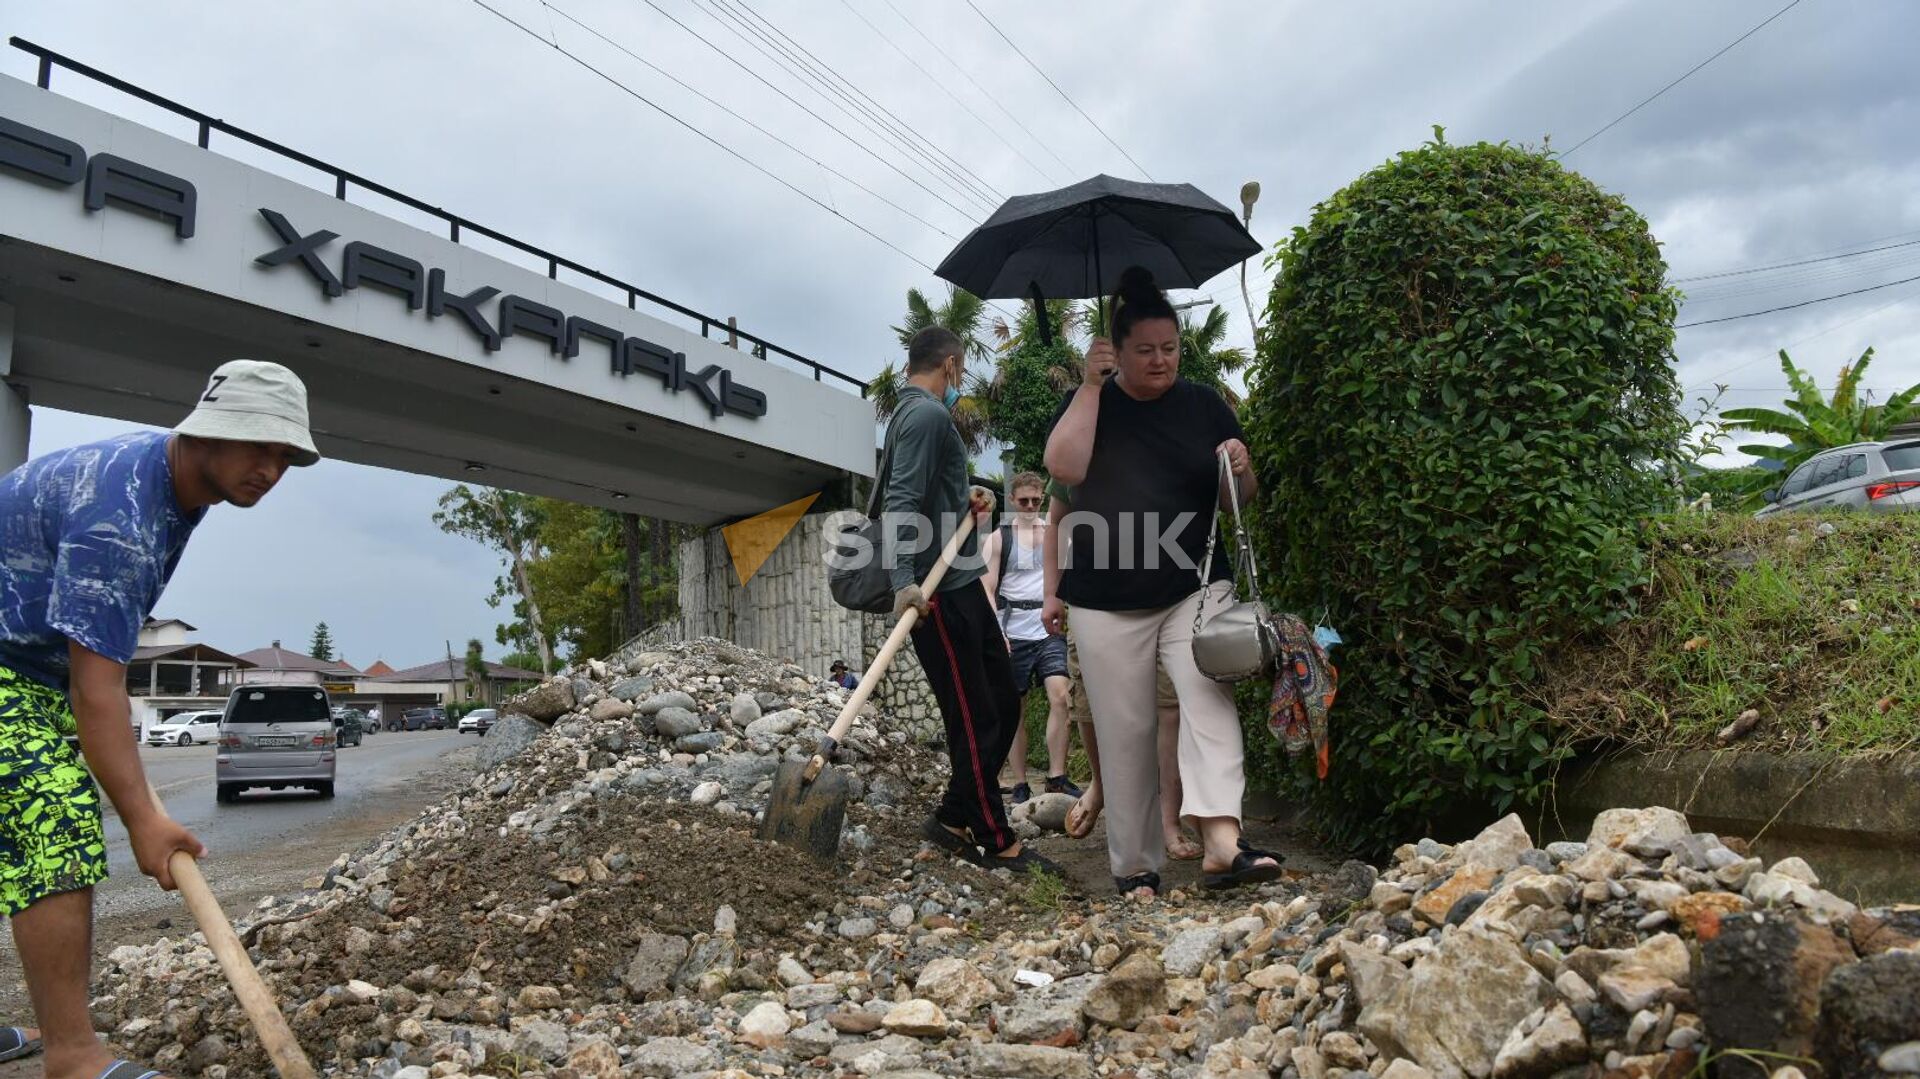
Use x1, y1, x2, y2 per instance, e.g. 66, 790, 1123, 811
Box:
760, 759, 850, 863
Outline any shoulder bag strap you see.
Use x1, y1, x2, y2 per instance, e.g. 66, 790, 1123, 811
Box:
864, 403, 908, 518
1193, 448, 1265, 632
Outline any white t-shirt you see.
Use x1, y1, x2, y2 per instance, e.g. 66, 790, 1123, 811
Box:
996, 523, 1048, 641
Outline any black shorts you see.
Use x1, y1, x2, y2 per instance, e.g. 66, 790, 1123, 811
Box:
1007, 634, 1069, 693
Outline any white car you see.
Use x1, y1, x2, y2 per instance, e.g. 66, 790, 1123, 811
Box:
148, 710, 223, 746
458, 708, 498, 735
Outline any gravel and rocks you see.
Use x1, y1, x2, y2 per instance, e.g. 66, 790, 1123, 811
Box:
85, 638, 1919, 1077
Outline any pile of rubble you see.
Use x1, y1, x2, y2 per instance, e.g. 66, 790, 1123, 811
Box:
88, 639, 1919, 1077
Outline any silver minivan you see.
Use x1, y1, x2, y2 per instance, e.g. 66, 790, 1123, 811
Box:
1756, 440, 1920, 517
215, 685, 337, 803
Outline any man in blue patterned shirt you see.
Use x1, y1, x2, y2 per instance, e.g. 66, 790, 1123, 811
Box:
0, 360, 317, 1079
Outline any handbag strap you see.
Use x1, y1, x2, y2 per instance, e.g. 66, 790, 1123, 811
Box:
864, 403, 908, 518
1194, 448, 1266, 631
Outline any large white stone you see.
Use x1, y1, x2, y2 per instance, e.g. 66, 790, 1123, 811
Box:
737, 1000, 792, 1048
1454, 813, 1533, 871
1586, 807, 1690, 855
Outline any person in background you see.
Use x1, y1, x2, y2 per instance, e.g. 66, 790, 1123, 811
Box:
980, 472, 1080, 806
1040, 485, 1202, 861
0, 360, 319, 1079
828, 660, 859, 690
1043, 267, 1281, 897
884, 327, 1056, 874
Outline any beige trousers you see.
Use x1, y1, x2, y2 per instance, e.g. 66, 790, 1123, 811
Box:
1072, 581, 1246, 879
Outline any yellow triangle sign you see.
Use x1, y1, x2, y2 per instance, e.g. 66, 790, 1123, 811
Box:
721, 491, 820, 586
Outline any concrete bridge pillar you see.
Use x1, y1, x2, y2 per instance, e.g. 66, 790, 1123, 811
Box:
0, 301, 26, 474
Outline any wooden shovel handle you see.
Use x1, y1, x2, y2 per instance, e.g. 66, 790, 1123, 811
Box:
806, 513, 980, 778
146, 785, 317, 1079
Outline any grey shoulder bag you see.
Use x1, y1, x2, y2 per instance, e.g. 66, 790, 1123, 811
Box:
828, 407, 906, 614
1191, 448, 1280, 682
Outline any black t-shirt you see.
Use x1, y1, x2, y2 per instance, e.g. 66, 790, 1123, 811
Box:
1050, 377, 1242, 611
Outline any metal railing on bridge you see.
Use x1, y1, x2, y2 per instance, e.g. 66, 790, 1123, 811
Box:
9, 37, 869, 397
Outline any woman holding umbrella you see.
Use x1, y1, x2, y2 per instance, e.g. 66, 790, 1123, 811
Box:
1042, 267, 1282, 897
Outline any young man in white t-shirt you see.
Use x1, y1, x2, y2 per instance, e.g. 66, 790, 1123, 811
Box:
981, 472, 1080, 803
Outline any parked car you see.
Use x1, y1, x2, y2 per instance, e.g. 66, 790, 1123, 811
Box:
216, 685, 336, 802
331, 709, 366, 748
401, 706, 448, 731
457, 708, 498, 735
1755, 440, 1920, 518
147, 710, 222, 747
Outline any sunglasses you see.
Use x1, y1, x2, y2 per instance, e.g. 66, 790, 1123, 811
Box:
1014, 497, 1043, 507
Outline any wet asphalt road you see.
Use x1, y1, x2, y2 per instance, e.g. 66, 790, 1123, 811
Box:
98, 728, 474, 918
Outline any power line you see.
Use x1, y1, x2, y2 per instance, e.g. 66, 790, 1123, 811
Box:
1676, 270, 1920, 329
963, 0, 1155, 181
470, 0, 935, 270
1561, 0, 1806, 158
834, 0, 1061, 187
1673, 236, 1920, 284
1683, 287, 1920, 391
626, 0, 983, 224
878, 0, 1079, 180
735, 0, 1012, 206
704, 0, 1005, 211
539, 1, 956, 241
688, 0, 993, 214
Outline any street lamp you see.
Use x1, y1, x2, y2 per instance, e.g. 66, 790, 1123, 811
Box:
1238, 181, 1262, 344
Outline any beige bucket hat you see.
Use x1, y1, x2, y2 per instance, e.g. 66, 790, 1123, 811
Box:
174, 360, 320, 466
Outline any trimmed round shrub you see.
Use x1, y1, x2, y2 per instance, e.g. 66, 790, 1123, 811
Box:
1242, 135, 1685, 851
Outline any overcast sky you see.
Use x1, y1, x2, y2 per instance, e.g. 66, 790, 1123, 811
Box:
7, 0, 1918, 665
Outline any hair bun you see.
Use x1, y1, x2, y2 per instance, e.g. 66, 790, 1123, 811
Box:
1115, 265, 1158, 301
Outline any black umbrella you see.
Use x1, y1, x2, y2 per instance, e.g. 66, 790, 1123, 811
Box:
934, 174, 1261, 339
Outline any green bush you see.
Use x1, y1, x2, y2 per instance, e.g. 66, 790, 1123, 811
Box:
991, 340, 1078, 475
1242, 134, 1686, 851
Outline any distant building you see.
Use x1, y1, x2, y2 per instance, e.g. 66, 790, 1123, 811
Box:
363, 659, 396, 677
231, 640, 361, 692
357, 657, 544, 709
127, 618, 254, 733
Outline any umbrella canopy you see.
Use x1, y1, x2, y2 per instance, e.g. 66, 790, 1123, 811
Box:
934, 174, 1261, 302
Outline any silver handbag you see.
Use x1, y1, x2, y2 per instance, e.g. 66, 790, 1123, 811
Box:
1191, 449, 1280, 683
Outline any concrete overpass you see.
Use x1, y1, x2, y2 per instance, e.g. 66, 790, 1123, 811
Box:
0, 41, 875, 524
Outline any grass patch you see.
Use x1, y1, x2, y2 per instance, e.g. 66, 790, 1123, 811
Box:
1541, 512, 1920, 755
1022, 865, 1067, 911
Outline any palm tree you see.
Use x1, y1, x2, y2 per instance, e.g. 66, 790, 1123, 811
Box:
1722, 348, 1920, 474
989, 298, 1085, 357
1178, 305, 1251, 406
892, 285, 993, 362
874, 285, 998, 454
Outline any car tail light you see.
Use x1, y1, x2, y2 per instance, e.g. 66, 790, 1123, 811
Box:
310, 733, 333, 748
219, 734, 241, 748
1867, 481, 1920, 501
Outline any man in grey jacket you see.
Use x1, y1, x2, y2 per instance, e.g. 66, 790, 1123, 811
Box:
885, 327, 1050, 872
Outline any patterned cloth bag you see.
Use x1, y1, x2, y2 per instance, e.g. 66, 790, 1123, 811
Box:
1266, 614, 1339, 779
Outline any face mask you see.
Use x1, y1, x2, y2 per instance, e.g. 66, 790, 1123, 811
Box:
943, 386, 961, 410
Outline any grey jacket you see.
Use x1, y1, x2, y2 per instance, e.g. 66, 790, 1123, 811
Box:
881, 386, 983, 593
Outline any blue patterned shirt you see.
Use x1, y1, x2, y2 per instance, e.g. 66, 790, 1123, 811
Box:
0, 432, 204, 690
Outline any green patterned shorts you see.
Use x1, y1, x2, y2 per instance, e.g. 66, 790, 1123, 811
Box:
0, 664, 105, 916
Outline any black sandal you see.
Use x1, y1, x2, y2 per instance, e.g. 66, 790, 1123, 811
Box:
921, 816, 985, 865
1202, 846, 1284, 891
1115, 871, 1161, 897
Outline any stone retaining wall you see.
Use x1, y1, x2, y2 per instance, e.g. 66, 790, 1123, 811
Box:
644, 512, 942, 742
1553, 749, 1920, 904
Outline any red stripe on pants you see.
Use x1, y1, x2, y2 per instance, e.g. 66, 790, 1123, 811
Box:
930, 597, 1008, 850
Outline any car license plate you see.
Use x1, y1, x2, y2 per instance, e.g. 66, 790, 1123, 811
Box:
253, 735, 297, 747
